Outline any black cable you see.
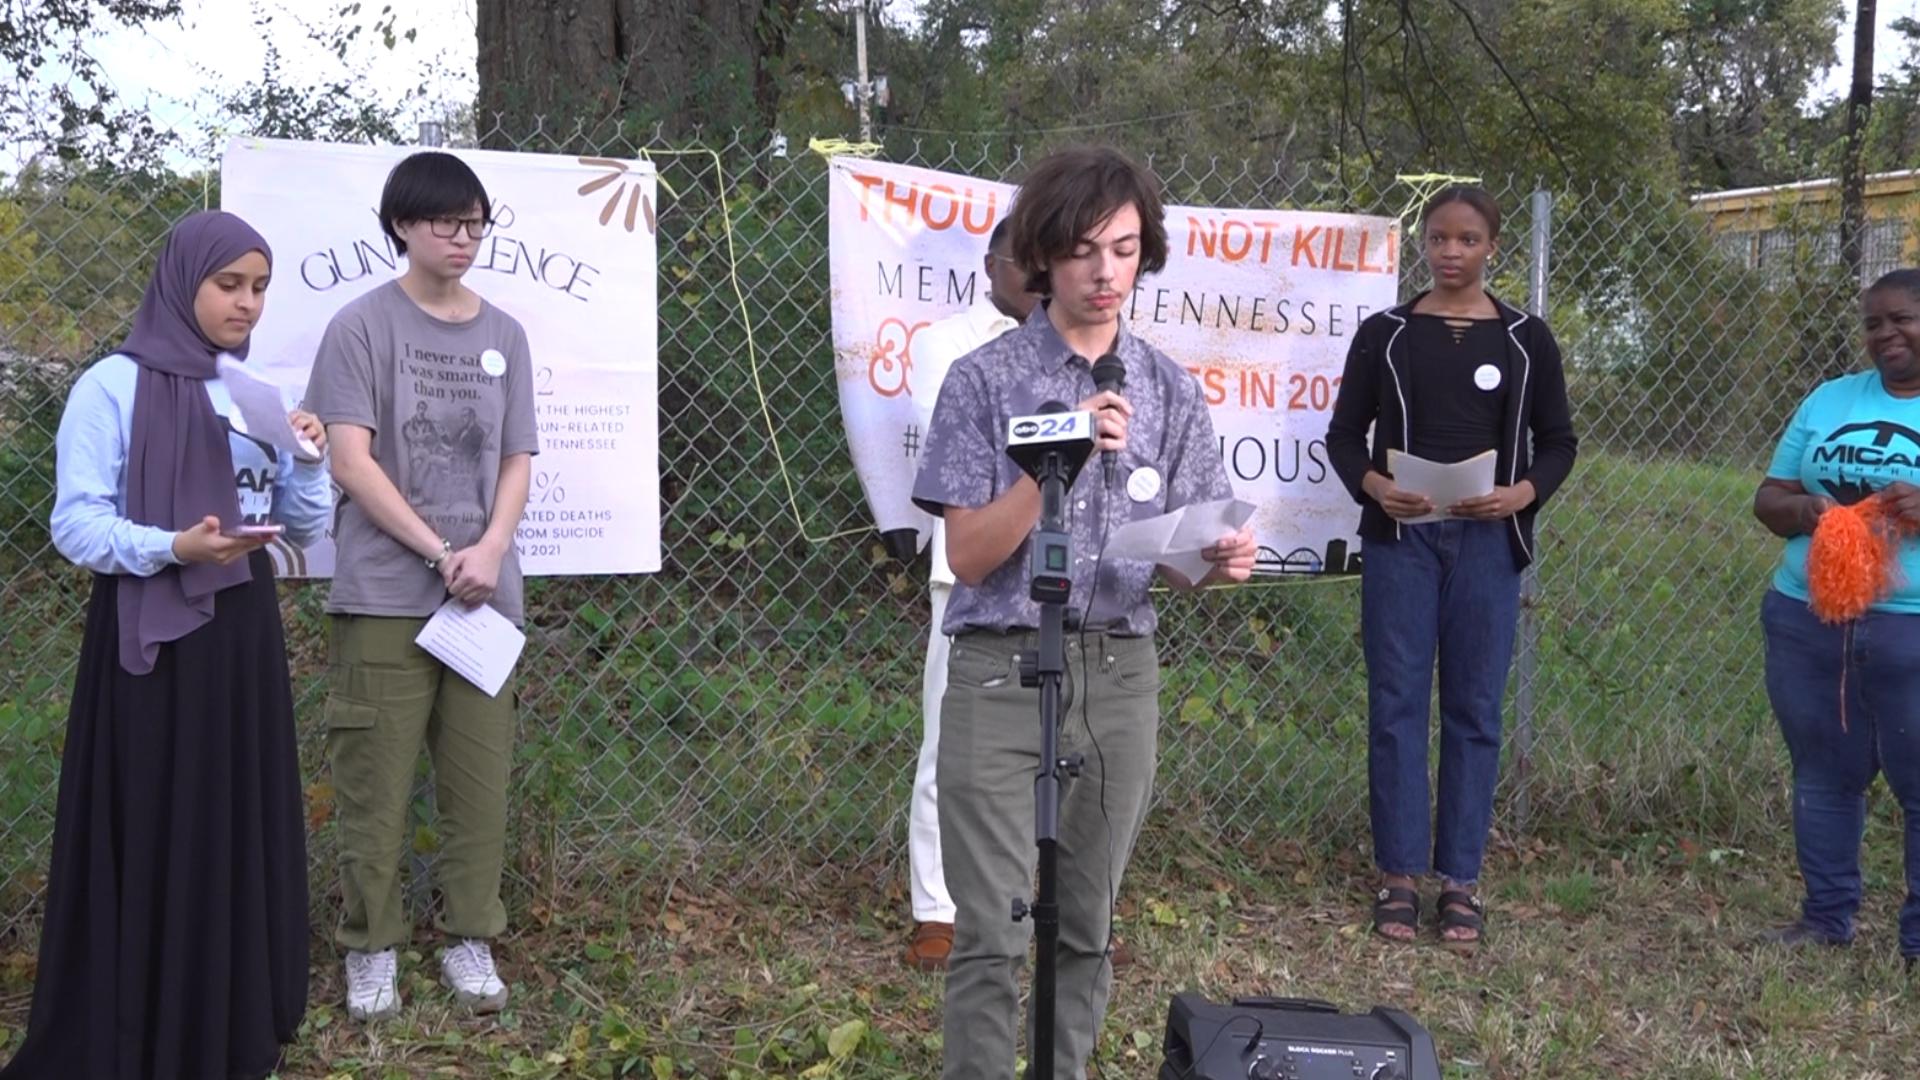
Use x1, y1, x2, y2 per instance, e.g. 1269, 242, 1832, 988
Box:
1173, 1015, 1267, 1080
1077, 433, 1121, 1079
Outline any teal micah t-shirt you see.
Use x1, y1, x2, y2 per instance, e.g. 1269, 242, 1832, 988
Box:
1768, 370, 1920, 612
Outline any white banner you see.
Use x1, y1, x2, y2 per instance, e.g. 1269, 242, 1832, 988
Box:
221, 137, 660, 577
827, 159, 1399, 575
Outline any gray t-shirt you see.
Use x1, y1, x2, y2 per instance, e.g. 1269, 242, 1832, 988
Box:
306, 280, 541, 623
911, 307, 1231, 637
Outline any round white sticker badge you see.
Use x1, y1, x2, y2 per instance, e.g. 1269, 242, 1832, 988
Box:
480, 348, 508, 377
1473, 363, 1502, 392
1126, 466, 1163, 504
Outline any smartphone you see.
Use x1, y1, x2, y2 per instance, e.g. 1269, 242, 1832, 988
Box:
224, 523, 285, 538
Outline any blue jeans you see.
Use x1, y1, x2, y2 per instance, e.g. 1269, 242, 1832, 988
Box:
1362, 520, 1521, 883
1761, 589, 1920, 957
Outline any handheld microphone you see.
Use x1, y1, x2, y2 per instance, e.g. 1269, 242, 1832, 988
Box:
1089, 353, 1126, 488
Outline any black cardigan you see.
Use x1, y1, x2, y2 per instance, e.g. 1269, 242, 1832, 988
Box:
1325, 292, 1578, 570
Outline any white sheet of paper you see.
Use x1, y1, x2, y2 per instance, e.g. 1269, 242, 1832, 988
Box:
1386, 449, 1497, 525
1102, 497, 1256, 583
216, 356, 321, 462
414, 599, 527, 698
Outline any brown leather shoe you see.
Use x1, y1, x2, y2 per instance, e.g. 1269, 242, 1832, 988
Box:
905, 921, 953, 971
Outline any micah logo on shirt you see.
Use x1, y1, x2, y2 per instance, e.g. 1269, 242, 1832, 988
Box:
1811, 420, 1920, 504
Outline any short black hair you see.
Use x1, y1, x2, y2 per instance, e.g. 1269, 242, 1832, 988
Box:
1868, 268, 1920, 301
1421, 185, 1502, 241
988, 217, 1012, 253
1006, 146, 1169, 295
380, 151, 492, 255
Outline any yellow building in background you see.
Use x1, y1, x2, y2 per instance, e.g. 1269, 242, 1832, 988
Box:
1692, 168, 1920, 282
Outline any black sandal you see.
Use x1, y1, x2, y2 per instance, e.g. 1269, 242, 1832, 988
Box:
1371, 885, 1420, 941
1435, 888, 1485, 950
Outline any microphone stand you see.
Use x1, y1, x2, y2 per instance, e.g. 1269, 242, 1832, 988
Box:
1003, 404, 1092, 1080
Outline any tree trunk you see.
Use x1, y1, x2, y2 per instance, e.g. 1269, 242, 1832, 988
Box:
474, 0, 803, 147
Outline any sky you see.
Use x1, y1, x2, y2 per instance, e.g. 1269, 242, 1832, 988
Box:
20, 0, 1919, 175
11, 0, 480, 172
1819, 0, 1919, 98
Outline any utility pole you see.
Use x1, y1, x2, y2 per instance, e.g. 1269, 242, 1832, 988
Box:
1839, 0, 1876, 288
854, 1, 873, 143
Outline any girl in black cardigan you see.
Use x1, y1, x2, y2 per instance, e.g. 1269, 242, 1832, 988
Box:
1326, 186, 1577, 949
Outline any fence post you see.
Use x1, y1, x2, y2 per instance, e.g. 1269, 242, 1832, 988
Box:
1513, 188, 1552, 835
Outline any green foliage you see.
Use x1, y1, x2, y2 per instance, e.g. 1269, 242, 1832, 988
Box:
0, 0, 184, 169
215, 40, 408, 145
806, 0, 1849, 192
1860, 16, 1920, 174
0, 163, 203, 365
1669, 0, 1845, 190
1553, 183, 1868, 460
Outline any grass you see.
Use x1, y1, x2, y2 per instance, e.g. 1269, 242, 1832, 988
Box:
5, 822, 1903, 1078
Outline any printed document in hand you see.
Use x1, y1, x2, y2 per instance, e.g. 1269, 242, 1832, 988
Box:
414, 599, 526, 698
1385, 449, 1496, 524
1102, 497, 1256, 584
216, 356, 322, 462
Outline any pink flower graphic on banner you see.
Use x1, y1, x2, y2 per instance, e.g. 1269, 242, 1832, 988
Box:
576, 158, 658, 234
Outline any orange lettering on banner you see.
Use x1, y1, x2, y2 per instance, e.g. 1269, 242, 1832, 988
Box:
1188, 217, 1219, 259
882, 181, 918, 226
1355, 229, 1383, 273
1181, 216, 1395, 273
1242, 369, 1277, 409
960, 192, 998, 235
1185, 217, 1286, 264
1221, 220, 1253, 262
850, 171, 1001, 234
869, 317, 928, 397
923, 183, 961, 230
1330, 228, 1358, 272
1292, 226, 1321, 269
852, 173, 885, 221
1184, 365, 1230, 407
1183, 366, 1345, 410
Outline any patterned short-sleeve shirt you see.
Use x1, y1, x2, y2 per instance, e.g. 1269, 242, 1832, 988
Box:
911, 306, 1231, 637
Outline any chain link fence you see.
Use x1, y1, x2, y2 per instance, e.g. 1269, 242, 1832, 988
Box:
0, 120, 1913, 941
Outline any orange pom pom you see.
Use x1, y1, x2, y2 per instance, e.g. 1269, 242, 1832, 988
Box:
1808, 498, 1903, 623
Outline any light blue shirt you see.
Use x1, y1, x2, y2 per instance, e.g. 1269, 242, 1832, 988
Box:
1768, 370, 1920, 613
51, 353, 333, 577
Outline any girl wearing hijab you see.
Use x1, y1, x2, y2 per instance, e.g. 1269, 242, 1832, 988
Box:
2, 211, 329, 1080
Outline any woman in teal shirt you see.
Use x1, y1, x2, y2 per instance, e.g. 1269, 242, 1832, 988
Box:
1754, 267, 1920, 970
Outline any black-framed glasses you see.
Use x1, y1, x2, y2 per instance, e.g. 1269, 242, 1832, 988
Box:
427, 216, 493, 240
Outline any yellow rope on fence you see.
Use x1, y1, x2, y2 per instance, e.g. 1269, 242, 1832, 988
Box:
1394, 172, 1484, 224
806, 137, 885, 160
641, 146, 871, 545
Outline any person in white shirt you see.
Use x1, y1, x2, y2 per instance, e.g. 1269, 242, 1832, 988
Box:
902, 219, 1039, 970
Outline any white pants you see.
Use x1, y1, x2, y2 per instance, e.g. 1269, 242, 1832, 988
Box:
909, 582, 955, 922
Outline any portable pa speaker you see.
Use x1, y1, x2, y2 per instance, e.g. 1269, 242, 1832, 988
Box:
1158, 992, 1441, 1080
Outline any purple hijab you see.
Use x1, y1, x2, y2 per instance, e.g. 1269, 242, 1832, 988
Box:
116, 211, 273, 675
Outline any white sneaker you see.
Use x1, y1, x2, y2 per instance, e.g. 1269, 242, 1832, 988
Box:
440, 938, 509, 1013
345, 948, 400, 1021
